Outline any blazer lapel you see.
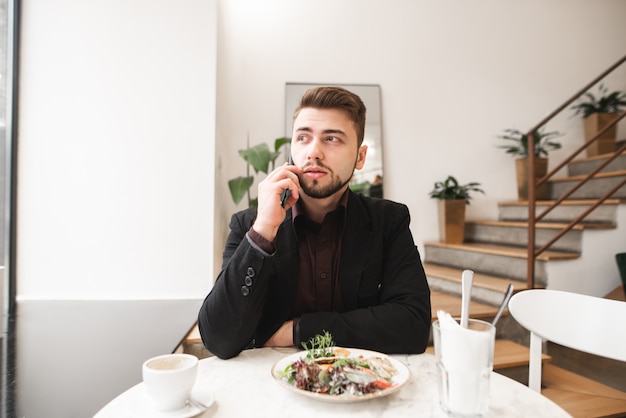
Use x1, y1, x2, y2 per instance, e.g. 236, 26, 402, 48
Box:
340, 193, 373, 309
274, 212, 299, 315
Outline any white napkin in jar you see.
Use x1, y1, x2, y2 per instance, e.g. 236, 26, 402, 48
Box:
436, 310, 494, 414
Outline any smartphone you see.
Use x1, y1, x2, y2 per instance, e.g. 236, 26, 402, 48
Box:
280, 155, 293, 208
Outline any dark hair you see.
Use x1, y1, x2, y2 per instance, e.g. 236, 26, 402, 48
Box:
293, 86, 367, 146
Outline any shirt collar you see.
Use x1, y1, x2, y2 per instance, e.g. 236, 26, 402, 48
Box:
292, 187, 350, 224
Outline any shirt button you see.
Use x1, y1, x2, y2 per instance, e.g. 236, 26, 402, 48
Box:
241, 286, 250, 296
320, 273, 327, 279
247, 267, 255, 277
245, 276, 253, 287
320, 236, 327, 242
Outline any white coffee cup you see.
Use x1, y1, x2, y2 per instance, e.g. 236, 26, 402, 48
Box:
142, 353, 198, 412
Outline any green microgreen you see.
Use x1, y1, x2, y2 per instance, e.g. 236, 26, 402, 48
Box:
302, 330, 335, 360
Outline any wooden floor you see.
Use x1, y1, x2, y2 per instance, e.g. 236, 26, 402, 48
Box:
549, 340, 626, 393
542, 363, 626, 418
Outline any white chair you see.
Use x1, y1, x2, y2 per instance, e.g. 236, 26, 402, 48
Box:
508, 289, 626, 392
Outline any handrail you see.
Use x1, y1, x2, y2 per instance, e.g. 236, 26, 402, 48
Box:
536, 139, 626, 223
528, 55, 626, 134
538, 113, 626, 188
525, 54, 626, 289
535, 175, 626, 257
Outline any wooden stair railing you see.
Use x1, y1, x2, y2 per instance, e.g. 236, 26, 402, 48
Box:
525, 54, 626, 289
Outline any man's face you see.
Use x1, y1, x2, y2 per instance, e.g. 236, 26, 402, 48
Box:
291, 107, 367, 199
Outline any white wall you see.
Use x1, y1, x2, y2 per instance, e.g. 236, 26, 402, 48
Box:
215, 0, 626, 289
15, 2, 217, 416
18, 0, 217, 299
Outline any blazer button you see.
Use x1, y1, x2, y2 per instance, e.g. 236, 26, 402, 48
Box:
247, 267, 255, 277
244, 276, 253, 287
241, 286, 250, 296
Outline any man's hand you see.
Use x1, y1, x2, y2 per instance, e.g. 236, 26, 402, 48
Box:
253, 163, 301, 242
264, 320, 294, 347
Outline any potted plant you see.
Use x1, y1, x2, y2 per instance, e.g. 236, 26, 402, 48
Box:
570, 83, 626, 156
228, 137, 290, 207
429, 175, 484, 244
498, 128, 563, 201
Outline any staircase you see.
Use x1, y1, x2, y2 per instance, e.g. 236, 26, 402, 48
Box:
425, 149, 626, 305
425, 148, 626, 417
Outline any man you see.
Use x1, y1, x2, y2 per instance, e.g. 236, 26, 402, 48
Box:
199, 86, 431, 359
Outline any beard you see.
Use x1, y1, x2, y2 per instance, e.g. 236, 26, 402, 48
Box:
299, 161, 355, 199
301, 175, 353, 199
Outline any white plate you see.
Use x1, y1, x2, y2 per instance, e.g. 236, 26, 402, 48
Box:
271, 347, 410, 402
126, 384, 214, 418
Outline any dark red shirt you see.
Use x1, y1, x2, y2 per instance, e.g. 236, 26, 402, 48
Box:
291, 190, 348, 317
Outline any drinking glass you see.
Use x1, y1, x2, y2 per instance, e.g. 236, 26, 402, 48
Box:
432, 318, 495, 417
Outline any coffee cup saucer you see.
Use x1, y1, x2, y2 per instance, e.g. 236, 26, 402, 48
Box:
126, 383, 214, 418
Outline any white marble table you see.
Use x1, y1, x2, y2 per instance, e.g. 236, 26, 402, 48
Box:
95, 347, 572, 417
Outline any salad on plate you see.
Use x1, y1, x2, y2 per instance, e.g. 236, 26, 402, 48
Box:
273, 332, 407, 399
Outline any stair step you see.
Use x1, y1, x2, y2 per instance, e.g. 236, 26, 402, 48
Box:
541, 364, 626, 418
426, 263, 523, 292
184, 323, 202, 345
492, 340, 550, 369
498, 199, 620, 225
425, 242, 579, 261
426, 264, 525, 305
423, 242, 579, 287
499, 198, 623, 206
467, 219, 613, 230
553, 168, 626, 183
430, 290, 498, 319
550, 170, 626, 200
179, 324, 213, 359
568, 150, 626, 177
465, 221, 587, 253
425, 339, 551, 370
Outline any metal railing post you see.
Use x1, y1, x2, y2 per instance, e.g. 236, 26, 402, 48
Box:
527, 132, 536, 289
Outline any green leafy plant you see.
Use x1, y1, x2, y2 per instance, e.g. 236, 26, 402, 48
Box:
570, 83, 626, 118
228, 137, 291, 207
301, 330, 335, 360
428, 175, 484, 204
498, 128, 563, 158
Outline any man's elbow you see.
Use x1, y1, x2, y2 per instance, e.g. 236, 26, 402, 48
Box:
197, 316, 243, 360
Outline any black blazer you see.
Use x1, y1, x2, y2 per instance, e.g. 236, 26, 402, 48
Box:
198, 191, 432, 359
